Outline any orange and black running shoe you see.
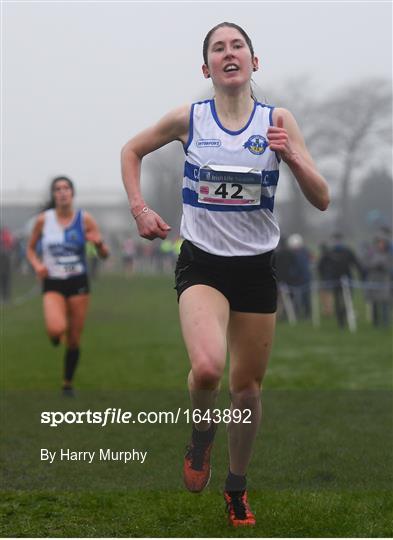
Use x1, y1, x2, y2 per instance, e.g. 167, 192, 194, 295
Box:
183, 438, 214, 492
224, 490, 256, 527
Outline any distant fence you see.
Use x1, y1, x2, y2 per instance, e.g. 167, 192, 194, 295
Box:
4, 267, 391, 333
279, 277, 392, 332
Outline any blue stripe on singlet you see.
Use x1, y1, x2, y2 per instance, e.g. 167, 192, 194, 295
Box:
184, 161, 279, 186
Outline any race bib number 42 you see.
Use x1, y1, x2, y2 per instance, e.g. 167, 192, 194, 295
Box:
56, 255, 83, 276
198, 165, 262, 206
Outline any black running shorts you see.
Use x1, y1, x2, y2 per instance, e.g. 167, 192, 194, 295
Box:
174, 240, 277, 313
42, 274, 90, 298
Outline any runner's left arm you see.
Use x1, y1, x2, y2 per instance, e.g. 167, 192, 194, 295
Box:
84, 212, 110, 259
268, 108, 330, 211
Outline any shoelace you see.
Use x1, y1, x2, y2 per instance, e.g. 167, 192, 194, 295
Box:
185, 443, 207, 471
227, 491, 247, 520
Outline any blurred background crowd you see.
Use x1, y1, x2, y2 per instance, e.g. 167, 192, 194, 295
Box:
1, 222, 392, 331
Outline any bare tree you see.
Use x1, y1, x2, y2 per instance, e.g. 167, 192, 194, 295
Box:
353, 167, 393, 234
311, 78, 392, 235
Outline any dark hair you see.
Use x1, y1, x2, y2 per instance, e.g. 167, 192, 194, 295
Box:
42, 176, 75, 211
202, 22, 255, 65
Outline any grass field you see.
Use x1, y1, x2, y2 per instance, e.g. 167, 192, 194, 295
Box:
1, 274, 392, 537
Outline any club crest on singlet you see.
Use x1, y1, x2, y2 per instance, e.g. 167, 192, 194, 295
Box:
68, 230, 79, 242
243, 135, 268, 155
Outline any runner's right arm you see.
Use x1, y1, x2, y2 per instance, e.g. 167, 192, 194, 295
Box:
26, 213, 48, 279
121, 104, 190, 241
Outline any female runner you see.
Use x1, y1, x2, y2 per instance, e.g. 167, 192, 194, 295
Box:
26, 176, 109, 396
121, 22, 329, 526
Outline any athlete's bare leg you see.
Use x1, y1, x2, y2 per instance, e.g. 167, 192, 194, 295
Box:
66, 294, 89, 349
227, 311, 276, 475
179, 285, 229, 430
62, 294, 89, 387
43, 292, 67, 343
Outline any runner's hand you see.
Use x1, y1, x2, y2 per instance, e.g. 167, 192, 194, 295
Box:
267, 116, 295, 163
135, 209, 171, 240
34, 262, 48, 279
85, 229, 102, 245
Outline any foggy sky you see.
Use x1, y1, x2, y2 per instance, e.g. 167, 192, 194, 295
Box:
3, 1, 392, 204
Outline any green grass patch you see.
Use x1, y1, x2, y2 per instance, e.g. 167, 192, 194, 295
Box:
1, 275, 392, 537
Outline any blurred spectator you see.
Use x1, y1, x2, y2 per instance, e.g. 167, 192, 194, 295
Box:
317, 243, 335, 316
377, 225, 393, 301
122, 237, 136, 277
0, 227, 15, 303
365, 236, 392, 328
287, 233, 312, 319
329, 233, 364, 328
378, 225, 392, 248
13, 235, 27, 274
275, 237, 296, 285
159, 238, 175, 273
275, 236, 297, 320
